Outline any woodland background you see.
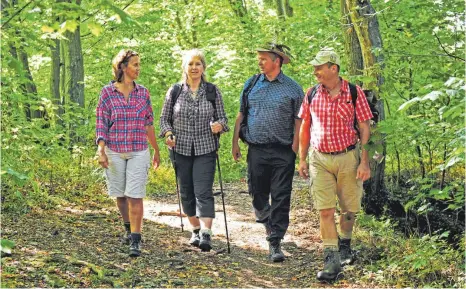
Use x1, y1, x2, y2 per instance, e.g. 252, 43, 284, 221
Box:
1, 0, 465, 287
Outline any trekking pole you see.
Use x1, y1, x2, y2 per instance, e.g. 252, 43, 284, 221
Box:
170, 135, 184, 232
215, 135, 231, 254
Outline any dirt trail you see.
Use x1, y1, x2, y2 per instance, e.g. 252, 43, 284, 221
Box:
2, 176, 374, 288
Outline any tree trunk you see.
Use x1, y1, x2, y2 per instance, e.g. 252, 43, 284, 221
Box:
341, 0, 386, 216
51, 38, 64, 126
3, 0, 42, 120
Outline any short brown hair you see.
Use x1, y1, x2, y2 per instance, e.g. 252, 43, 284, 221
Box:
112, 49, 139, 82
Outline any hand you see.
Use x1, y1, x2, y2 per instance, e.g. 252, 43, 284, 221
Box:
165, 134, 176, 148
232, 143, 242, 162
210, 122, 223, 134
152, 150, 160, 170
98, 151, 109, 169
356, 162, 371, 181
298, 160, 309, 179
292, 142, 299, 154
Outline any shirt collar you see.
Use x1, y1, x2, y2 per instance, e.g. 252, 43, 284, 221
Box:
318, 77, 347, 94
110, 80, 140, 92
260, 71, 284, 83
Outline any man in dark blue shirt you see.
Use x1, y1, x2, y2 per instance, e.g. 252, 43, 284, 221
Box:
232, 43, 304, 262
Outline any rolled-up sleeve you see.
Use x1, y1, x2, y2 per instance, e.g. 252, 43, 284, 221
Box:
159, 86, 175, 138
214, 86, 229, 133
96, 88, 110, 144
144, 89, 154, 126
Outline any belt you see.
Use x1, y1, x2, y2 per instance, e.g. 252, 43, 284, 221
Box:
249, 142, 291, 149
321, 144, 356, 155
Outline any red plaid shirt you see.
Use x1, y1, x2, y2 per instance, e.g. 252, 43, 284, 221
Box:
96, 81, 154, 153
298, 79, 373, 153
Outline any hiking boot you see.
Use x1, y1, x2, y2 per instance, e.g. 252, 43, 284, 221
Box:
189, 229, 200, 247
339, 238, 355, 266
129, 234, 141, 257
122, 231, 132, 245
199, 232, 212, 252
317, 248, 341, 281
268, 238, 285, 262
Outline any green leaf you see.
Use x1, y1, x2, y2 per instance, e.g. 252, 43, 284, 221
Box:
1, 239, 15, 255
6, 168, 29, 180
87, 22, 103, 36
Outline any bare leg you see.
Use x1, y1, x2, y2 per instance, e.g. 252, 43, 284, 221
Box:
200, 217, 213, 230
127, 197, 143, 233
116, 197, 129, 222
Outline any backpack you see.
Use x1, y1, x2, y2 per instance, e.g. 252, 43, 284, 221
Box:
169, 82, 218, 125
306, 82, 379, 133
239, 74, 261, 143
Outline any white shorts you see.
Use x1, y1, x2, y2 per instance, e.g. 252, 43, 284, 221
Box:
104, 148, 150, 199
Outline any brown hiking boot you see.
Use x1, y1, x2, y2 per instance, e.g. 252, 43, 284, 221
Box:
317, 247, 341, 281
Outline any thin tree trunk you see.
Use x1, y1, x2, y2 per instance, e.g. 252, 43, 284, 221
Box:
416, 145, 426, 179
341, 0, 386, 216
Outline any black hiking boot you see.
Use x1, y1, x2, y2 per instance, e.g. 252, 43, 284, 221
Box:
268, 238, 285, 262
189, 229, 201, 247
339, 238, 355, 266
317, 247, 341, 281
129, 233, 141, 257
199, 232, 212, 252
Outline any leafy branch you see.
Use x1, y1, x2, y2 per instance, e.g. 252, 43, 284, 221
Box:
1, 0, 36, 29
433, 31, 465, 62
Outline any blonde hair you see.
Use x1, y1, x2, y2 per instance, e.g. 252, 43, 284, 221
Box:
181, 49, 207, 82
112, 49, 139, 82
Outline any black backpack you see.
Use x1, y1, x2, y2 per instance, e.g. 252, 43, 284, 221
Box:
169, 82, 218, 125
238, 74, 261, 143
306, 82, 379, 133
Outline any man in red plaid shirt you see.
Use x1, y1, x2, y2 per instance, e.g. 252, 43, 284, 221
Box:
298, 47, 372, 281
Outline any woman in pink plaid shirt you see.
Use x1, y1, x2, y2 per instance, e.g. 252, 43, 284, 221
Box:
96, 49, 160, 257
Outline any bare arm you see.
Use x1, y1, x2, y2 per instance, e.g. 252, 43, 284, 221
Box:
146, 125, 160, 170
292, 118, 302, 153
298, 116, 311, 178
357, 120, 371, 181
231, 112, 244, 161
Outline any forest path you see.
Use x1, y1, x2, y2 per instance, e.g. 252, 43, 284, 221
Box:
2, 176, 374, 288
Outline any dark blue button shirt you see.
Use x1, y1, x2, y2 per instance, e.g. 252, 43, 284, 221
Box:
240, 72, 304, 145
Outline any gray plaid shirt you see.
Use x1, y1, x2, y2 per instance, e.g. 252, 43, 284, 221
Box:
159, 81, 229, 156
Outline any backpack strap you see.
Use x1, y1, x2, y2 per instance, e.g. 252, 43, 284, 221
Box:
306, 84, 320, 104
241, 74, 261, 114
205, 82, 218, 120
348, 82, 359, 133
170, 83, 183, 125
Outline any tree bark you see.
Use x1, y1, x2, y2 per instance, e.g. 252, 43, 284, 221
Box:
341, 0, 386, 216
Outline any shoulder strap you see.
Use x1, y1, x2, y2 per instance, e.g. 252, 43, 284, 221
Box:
170, 83, 183, 125
306, 84, 320, 104
348, 82, 359, 133
348, 83, 358, 107
242, 74, 261, 112
205, 82, 218, 121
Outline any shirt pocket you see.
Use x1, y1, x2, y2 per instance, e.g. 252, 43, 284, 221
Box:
336, 101, 354, 122
135, 99, 147, 117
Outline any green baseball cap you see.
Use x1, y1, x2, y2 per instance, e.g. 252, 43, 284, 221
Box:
310, 47, 340, 66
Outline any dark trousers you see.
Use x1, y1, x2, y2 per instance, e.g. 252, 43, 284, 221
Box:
170, 150, 216, 218
247, 144, 296, 240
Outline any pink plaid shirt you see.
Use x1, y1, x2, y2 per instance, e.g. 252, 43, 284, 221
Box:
298, 79, 373, 153
96, 81, 154, 153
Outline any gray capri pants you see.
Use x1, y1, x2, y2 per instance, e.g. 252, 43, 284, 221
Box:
105, 148, 151, 198
170, 150, 216, 218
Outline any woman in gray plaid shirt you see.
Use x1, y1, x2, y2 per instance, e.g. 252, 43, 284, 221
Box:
159, 49, 229, 251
